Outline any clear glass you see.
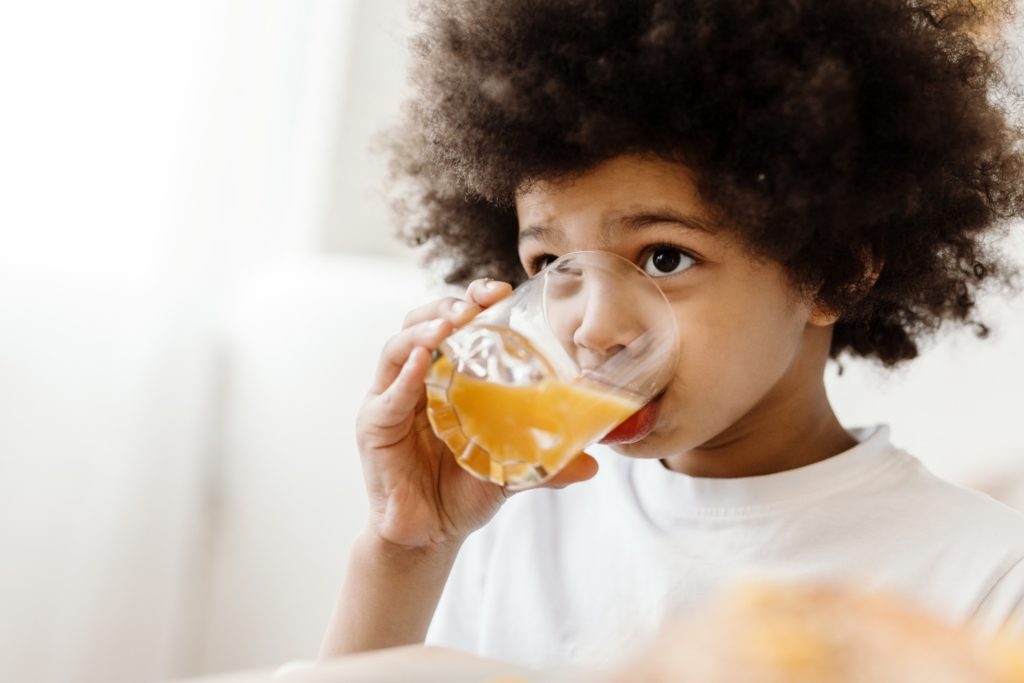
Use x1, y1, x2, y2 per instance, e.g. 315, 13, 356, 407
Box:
425, 250, 678, 490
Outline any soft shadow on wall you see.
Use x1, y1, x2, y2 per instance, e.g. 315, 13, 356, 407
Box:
0, 1, 415, 682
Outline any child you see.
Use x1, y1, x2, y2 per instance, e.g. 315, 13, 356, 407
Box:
320, 0, 1024, 670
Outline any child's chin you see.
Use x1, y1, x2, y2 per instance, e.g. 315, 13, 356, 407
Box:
606, 432, 674, 460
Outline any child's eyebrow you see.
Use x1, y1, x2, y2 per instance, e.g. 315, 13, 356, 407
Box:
518, 208, 716, 245
613, 209, 716, 235
518, 224, 566, 247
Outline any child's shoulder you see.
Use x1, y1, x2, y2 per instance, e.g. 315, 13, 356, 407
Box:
895, 451, 1024, 551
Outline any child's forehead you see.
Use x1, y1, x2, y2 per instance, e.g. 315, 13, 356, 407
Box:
514, 154, 718, 234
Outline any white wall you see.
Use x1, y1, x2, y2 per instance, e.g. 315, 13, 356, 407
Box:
0, 2, 368, 681
323, 1, 417, 260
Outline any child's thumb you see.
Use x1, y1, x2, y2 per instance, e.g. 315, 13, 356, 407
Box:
543, 453, 599, 489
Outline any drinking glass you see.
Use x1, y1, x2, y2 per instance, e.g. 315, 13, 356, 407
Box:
426, 250, 678, 490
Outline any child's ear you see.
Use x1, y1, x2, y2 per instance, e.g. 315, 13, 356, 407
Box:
808, 253, 885, 327
808, 303, 841, 327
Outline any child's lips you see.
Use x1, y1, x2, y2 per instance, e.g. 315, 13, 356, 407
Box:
599, 392, 664, 444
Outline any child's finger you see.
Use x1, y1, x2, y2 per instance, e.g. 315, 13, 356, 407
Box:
541, 453, 599, 489
368, 319, 452, 396
401, 296, 481, 330
366, 346, 432, 430
466, 278, 513, 308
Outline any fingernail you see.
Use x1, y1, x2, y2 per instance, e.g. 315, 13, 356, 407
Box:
429, 319, 448, 334
485, 280, 503, 290
451, 300, 471, 315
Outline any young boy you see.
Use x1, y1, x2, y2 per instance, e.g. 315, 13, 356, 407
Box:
321, 0, 1024, 670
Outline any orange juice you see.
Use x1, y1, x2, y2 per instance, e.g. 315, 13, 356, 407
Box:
426, 353, 643, 489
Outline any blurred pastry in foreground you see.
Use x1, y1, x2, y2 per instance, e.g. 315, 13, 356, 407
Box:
601, 583, 1023, 683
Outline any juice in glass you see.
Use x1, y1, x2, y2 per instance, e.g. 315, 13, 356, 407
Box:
426, 328, 644, 489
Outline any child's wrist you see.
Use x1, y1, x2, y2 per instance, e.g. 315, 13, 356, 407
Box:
355, 525, 464, 568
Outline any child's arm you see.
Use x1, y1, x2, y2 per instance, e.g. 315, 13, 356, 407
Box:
318, 278, 598, 657
318, 529, 461, 656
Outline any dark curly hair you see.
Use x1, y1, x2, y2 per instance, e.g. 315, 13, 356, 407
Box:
388, 0, 1024, 366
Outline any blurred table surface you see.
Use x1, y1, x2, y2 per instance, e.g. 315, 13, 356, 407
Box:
164, 646, 548, 683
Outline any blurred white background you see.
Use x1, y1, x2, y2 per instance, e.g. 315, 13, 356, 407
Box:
0, 2, 1021, 682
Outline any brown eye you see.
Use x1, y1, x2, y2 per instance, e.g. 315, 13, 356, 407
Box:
642, 247, 696, 277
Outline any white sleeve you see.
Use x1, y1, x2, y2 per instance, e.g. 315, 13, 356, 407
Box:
424, 522, 497, 653
971, 555, 1024, 639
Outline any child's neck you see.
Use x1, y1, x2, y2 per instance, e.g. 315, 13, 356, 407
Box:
662, 332, 857, 479
661, 405, 856, 479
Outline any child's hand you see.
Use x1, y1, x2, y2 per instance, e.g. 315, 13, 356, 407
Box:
356, 278, 599, 551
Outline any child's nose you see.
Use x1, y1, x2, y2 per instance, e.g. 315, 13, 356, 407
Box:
571, 282, 645, 362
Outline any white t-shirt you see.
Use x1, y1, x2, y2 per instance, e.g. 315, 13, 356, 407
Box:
425, 425, 1024, 670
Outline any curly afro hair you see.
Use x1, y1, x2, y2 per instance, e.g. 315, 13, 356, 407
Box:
388, 0, 1024, 366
